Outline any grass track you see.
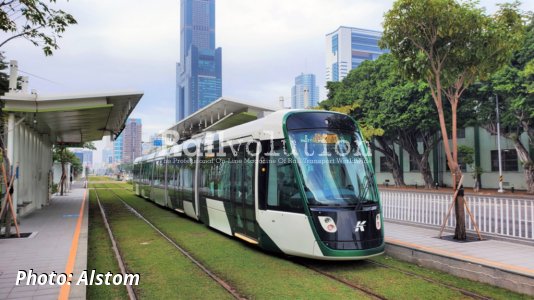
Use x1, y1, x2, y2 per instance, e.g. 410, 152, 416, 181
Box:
111, 189, 370, 299
92, 189, 233, 299
113, 188, 521, 300
92, 187, 529, 299
87, 191, 129, 299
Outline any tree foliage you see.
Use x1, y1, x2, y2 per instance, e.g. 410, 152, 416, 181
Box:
323, 54, 442, 187
381, 0, 524, 239
0, 0, 77, 55
468, 15, 534, 193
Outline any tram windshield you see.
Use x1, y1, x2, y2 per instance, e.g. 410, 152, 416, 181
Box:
287, 129, 378, 206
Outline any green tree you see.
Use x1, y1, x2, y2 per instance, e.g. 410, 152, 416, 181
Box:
469, 16, 534, 193
53, 142, 94, 195
323, 54, 441, 188
381, 0, 524, 239
0, 0, 77, 56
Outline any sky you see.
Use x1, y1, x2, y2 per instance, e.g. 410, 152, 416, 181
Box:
2, 0, 533, 166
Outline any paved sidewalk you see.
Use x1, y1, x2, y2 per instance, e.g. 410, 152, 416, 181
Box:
0, 183, 88, 300
385, 221, 534, 295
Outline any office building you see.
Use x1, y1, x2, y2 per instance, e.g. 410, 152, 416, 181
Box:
121, 118, 143, 164
113, 134, 123, 163
176, 0, 222, 122
326, 26, 388, 82
291, 73, 319, 109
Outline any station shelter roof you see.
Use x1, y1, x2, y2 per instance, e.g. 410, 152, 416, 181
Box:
167, 97, 276, 142
1, 90, 143, 146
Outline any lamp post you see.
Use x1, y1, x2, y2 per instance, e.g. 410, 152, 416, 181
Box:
495, 94, 504, 193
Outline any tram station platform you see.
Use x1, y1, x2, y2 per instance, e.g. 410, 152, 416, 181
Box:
384, 220, 534, 296
0, 182, 88, 300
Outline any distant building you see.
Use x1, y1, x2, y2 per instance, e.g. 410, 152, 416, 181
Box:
72, 149, 93, 169
113, 134, 123, 163
325, 26, 388, 82
176, 0, 222, 122
291, 73, 319, 109
121, 118, 142, 164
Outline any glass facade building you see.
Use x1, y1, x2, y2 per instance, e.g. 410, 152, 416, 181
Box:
325, 26, 388, 82
176, 0, 222, 122
113, 118, 142, 164
291, 73, 319, 109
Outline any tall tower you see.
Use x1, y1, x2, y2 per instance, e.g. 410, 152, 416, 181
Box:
176, 0, 222, 122
291, 73, 319, 109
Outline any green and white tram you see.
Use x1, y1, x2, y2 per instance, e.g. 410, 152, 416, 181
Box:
133, 110, 384, 260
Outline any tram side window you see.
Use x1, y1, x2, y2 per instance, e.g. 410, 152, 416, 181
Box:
264, 141, 303, 213
243, 145, 255, 205
217, 149, 232, 199
182, 157, 194, 191
200, 155, 216, 197
168, 159, 177, 187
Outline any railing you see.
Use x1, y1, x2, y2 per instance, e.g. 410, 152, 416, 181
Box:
380, 191, 534, 240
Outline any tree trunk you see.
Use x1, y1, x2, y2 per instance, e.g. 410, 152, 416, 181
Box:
374, 137, 405, 186
454, 191, 467, 240
511, 137, 534, 194
400, 139, 434, 189
419, 155, 434, 189
524, 164, 534, 194
60, 149, 66, 196
391, 161, 405, 187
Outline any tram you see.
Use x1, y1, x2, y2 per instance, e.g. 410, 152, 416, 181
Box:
133, 110, 384, 260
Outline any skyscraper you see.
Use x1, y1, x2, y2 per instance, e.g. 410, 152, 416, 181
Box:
113, 118, 142, 164
325, 26, 388, 82
291, 73, 319, 109
176, 0, 222, 122
121, 118, 142, 164
113, 134, 123, 163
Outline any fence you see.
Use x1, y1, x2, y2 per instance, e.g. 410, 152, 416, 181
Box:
380, 191, 534, 240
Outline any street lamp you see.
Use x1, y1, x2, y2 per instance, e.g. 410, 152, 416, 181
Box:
495, 94, 504, 193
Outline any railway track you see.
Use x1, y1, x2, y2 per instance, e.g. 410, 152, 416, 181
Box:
296, 258, 492, 300
102, 189, 247, 300
302, 264, 387, 300
365, 260, 492, 300
94, 189, 138, 300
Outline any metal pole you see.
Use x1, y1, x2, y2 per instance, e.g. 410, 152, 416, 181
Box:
496, 94, 504, 193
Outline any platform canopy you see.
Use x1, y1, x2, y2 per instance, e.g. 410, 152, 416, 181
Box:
167, 97, 276, 141
1, 90, 143, 146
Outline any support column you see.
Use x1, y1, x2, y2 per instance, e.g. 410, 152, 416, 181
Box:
30, 132, 36, 208
22, 126, 28, 207
7, 114, 16, 211
19, 125, 26, 207
12, 120, 20, 211
474, 125, 481, 188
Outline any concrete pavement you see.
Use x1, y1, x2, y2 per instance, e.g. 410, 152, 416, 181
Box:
385, 220, 534, 296
0, 182, 87, 300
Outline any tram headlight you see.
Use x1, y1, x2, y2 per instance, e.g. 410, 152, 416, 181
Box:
376, 214, 381, 230
318, 216, 337, 233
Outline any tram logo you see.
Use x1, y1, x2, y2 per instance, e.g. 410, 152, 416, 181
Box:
354, 221, 367, 232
